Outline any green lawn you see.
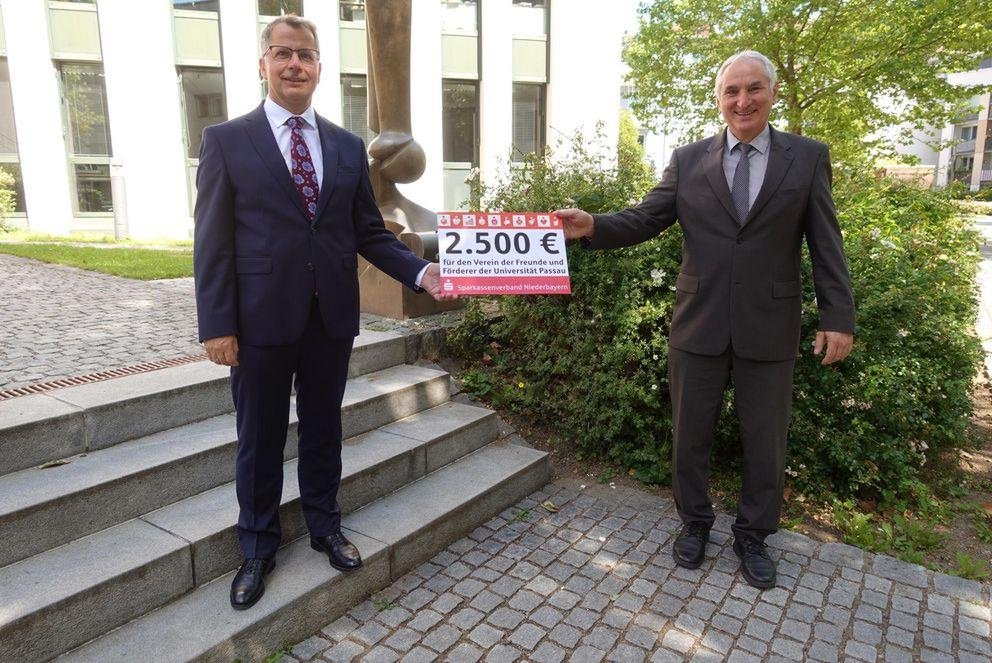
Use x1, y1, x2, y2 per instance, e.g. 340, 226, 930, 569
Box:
0, 229, 193, 247
0, 243, 193, 280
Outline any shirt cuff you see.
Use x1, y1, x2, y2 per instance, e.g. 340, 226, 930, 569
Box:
414, 264, 430, 289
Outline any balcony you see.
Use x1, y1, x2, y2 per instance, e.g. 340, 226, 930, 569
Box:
953, 139, 977, 154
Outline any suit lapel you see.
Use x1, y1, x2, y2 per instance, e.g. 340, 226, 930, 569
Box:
311, 115, 340, 224
702, 130, 737, 222
745, 126, 794, 224
243, 104, 310, 220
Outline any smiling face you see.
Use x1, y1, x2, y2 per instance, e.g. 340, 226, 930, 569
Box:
717, 58, 778, 143
259, 23, 321, 115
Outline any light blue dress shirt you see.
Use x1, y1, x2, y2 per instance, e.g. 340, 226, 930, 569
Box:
722, 123, 771, 213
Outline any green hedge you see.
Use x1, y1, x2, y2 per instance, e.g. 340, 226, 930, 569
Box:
452, 143, 983, 500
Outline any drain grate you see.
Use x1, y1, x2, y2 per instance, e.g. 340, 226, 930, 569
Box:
0, 354, 209, 401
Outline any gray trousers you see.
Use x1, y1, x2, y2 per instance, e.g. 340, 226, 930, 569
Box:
668, 345, 796, 540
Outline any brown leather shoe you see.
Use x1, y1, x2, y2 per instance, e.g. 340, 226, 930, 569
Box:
310, 532, 363, 571
230, 557, 275, 610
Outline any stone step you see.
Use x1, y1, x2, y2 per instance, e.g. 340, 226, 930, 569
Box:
58, 442, 550, 663
0, 363, 450, 568
144, 402, 498, 586
0, 402, 497, 663
0, 329, 407, 476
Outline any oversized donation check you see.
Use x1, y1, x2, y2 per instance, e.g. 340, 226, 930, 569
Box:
437, 212, 572, 296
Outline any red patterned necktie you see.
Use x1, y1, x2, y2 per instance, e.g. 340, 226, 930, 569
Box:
287, 116, 319, 219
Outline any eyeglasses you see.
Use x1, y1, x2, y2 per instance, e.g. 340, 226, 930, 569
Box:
265, 45, 320, 65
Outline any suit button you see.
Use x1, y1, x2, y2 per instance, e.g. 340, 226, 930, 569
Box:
310, 226, 316, 234
736, 238, 743, 244
306, 262, 314, 271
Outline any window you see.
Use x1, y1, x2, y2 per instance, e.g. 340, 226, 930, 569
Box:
60, 63, 113, 213
441, 0, 478, 33
512, 83, 545, 160
979, 55, 992, 70
511, 0, 548, 35
442, 80, 478, 164
173, 0, 220, 11
258, 0, 302, 16
341, 75, 375, 145
0, 60, 24, 214
0, 164, 26, 214
953, 156, 974, 182
73, 163, 112, 213
180, 68, 227, 159
961, 125, 978, 141
339, 0, 365, 22
0, 60, 18, 156
62, 64, 112, 157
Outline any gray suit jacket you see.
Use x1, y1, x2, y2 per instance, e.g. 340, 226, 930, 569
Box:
590, 126, 855, 362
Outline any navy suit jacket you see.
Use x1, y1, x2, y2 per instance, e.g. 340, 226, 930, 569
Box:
590, 127, 855, 362
193, 104, 428, 346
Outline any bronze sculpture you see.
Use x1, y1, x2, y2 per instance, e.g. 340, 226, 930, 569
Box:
360, 0, 457, 317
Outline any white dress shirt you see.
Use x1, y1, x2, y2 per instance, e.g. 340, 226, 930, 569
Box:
262, 97, 429, 288
263, 97, 324, 187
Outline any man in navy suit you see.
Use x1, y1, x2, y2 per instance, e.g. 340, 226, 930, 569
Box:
193, 14, 449, 610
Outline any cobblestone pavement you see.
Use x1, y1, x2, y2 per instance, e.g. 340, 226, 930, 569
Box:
3, 229, 992, 661
0, 253, 463, 390
284, 481, 991, 663
0, 254, 201, 388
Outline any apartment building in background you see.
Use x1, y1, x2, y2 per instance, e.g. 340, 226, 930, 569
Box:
0, 0, 625, 238
888, 57, 992, 190
935, 57, 992, 191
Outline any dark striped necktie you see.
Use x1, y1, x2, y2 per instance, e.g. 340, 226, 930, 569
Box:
732, 142, 753, 225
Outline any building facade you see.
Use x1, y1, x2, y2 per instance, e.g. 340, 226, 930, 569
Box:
0, 0, 625, 239
935, 61, 992, 191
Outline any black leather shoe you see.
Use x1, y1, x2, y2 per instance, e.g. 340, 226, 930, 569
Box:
733, 535, 777, 588
230, 557, 275, 610
311, 532, 363, 572
672, 521, 710, 569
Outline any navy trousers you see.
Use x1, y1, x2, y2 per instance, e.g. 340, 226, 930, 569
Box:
230, 298, 354, 560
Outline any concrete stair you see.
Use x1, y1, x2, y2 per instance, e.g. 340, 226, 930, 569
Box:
0, 329, 549, 662
0, 329, 406, 477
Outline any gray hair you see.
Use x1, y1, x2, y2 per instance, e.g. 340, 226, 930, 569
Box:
260, 14, 320, 53
714, 51, 777, 99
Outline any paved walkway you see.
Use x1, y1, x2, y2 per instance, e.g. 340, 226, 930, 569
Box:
282, 481, 990, 663
1, 221, 991, 661
0, 253, 459, 390
0, 254, 200, 388
974, 215, 992, 380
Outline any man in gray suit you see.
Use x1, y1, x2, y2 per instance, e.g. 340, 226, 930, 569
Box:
557, 51, 855, 588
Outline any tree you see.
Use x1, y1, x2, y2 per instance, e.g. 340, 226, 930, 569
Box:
623, 0, 992, 165
617, 109, 657, 192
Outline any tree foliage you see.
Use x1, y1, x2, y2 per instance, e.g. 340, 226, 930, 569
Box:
617, 109, 658, 193
0, 169, 15, 232
623, 0, 992, 165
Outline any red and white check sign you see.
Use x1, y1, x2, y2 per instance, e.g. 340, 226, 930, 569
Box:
437, 212, 571, 296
